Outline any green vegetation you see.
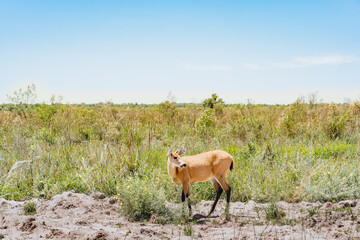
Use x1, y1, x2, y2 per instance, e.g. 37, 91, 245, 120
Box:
183, 223, 193, 236
1, 86, 360, 221
116, 175, 175, 222
308, 206, 320, 217
264, 202, 285, 221
23, 202, 37, 215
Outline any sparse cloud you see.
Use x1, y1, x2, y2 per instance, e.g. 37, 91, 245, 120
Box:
186, 64, 232, 71
241, 55, 360, 70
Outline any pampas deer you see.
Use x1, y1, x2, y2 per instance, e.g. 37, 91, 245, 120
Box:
167, 147, 234, 216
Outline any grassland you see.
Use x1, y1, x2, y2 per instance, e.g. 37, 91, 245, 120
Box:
1, 93, 360, 212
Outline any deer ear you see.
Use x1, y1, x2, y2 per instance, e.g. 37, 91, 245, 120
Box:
167, 147, 173, 157
176, 146, 185, 155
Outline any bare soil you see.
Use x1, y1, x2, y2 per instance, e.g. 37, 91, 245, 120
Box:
1, 191, 360, 239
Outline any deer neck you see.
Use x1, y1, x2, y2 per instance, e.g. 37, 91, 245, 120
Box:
168, 160, 181, 182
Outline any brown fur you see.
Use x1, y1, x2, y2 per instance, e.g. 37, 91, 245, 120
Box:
167, 148, 234, 215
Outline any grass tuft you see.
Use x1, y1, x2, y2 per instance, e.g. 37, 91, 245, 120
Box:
23, 202, 36, 215
264, 203, 285, 221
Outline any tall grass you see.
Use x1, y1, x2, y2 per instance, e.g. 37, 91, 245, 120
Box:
0, 94, 360, 205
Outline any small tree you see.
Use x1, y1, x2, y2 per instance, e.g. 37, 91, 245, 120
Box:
202, 94, 224, 109
202, 93, 225, 116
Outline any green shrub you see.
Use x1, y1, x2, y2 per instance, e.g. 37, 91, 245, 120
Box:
308, 206, 319, 217
40, 128, 55, 144
279, 99, 307, 138
304, 164, 360, 202
313, 143, 354, 159
24, 202, 36, 215
117, 176, 175, 223
195, 109, 215, 137
202, 94, 224, 109
158, 100, 177, 122
264, 203, 285, 221
324, 115, 349, 140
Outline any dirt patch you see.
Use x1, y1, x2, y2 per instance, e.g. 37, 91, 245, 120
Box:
90, 230, 108, 240
20, 217, 37, 232
1, 191, 360, 239
45, 228, 65, 239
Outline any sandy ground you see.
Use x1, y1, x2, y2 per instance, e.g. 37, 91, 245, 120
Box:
1, 191, 360, 239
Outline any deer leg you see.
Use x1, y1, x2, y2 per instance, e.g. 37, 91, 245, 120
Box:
226, 186, 231, 204
214, 175, 231, 213
182, 182, 192, 215
181, 190, 186, 202
208, 179, 223, 216
215, 175, 231, 200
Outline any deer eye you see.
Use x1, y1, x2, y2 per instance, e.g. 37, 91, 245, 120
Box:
174, 157, 178, 160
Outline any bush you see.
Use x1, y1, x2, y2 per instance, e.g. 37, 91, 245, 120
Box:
117, 177, 175, 223
158, 100, 177, 122
202, 94, 224, 109
324, 115, 349, 140
264, 202, 285, 221
279, 99, 307, 137
24, 202, 36, 215
195, 109, 215, 137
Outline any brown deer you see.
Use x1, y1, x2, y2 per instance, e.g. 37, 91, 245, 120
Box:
167, 147, 234, 216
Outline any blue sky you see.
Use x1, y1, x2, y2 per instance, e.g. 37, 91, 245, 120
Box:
0, 0, 359, 104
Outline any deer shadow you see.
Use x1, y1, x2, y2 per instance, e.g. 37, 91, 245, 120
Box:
191, 213, 218, 223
